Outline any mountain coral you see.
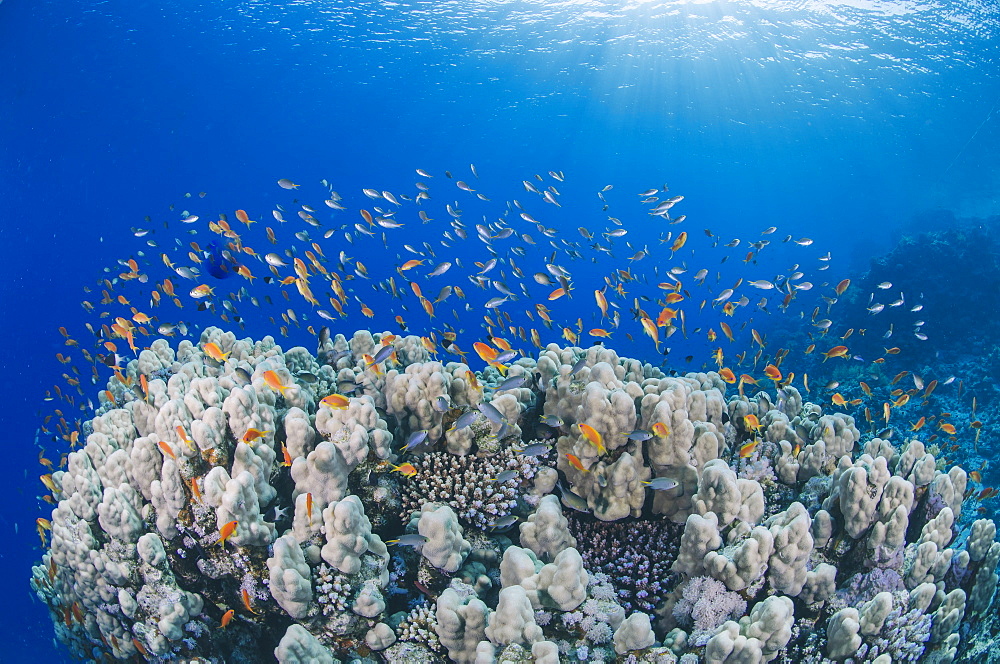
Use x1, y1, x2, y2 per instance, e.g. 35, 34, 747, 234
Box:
29, 329, 1000, 662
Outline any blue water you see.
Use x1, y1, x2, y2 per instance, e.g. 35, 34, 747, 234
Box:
2, 0, 998, 660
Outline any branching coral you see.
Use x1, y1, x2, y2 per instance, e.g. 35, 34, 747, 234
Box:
566, 516, 682, 613
399, 446, 539, 530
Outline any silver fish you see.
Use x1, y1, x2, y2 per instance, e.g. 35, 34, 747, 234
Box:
643, 477, 679, 491
428, 261, 452, 277
370, 344, 395, 364
495, 350, 519, 364
488, 470, 518, 483
489, 515, 518, 530
539, 415, 564, 428
518, 442, 552, 457
386, 534, 428, 547
477, 402, 506, 424
559, 485, 589, 512
451, 411, 480, 431
402, 430, 429, 451
492, 375, 528, 392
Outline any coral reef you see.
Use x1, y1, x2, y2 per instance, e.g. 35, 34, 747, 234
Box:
31, 329, 1000, 662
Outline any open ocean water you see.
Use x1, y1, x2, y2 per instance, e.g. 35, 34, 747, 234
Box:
1, 0, 998, 661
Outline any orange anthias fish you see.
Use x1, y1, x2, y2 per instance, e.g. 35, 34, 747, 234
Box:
739, 438, 759, 458
718, 368, 736, 384
36, 518, 52, 545
473, 341, 499, 363
831, 393, 847, 407
235, 209, 254, 226
217, 520, 238, 546
389, 462, 418, 477
744, 414, 761, 432
262, 370, 292, 395
578, 423, 606, 455
241, 588, 260, 615
220, 609, 235, 628
640, 315, 661, 351
320, 393, 350, 410
241, 428, 270, 444
40, 474, 57, 492
465, 370, 481, 391
822, 345, 849, 361
670, 231, 687, 253
176, 425, 195, 452
565, 453, 589, 473
939, 422, 957, 435
190, 284, 214, 299
203, 342, 230, 363
911, 417, 926, 431
363, 354, 386, 376
594, 289, 609, 318
656, 307, 677, 328
763, 364, 782, 382
651, 422, 670, 438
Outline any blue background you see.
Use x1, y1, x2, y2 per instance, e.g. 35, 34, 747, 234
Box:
1, 0, 997, 659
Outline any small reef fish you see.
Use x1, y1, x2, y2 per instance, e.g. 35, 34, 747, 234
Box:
642, 477, 679, 491
578, 423, 606, 455
241, 428, 269, 443
517, 442, 552, 457
217, 520, 238, 546
203, 342, 230, 362
401, 430, 429, 452
320, 393, 350, 409
450, 411, 480, 431
262, 370, 293, 396
388, 462, 418, 477
739, 438, 759, 458
651, 422, 670, 438
565, 453, 589, 472
386, 534, 428, 547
